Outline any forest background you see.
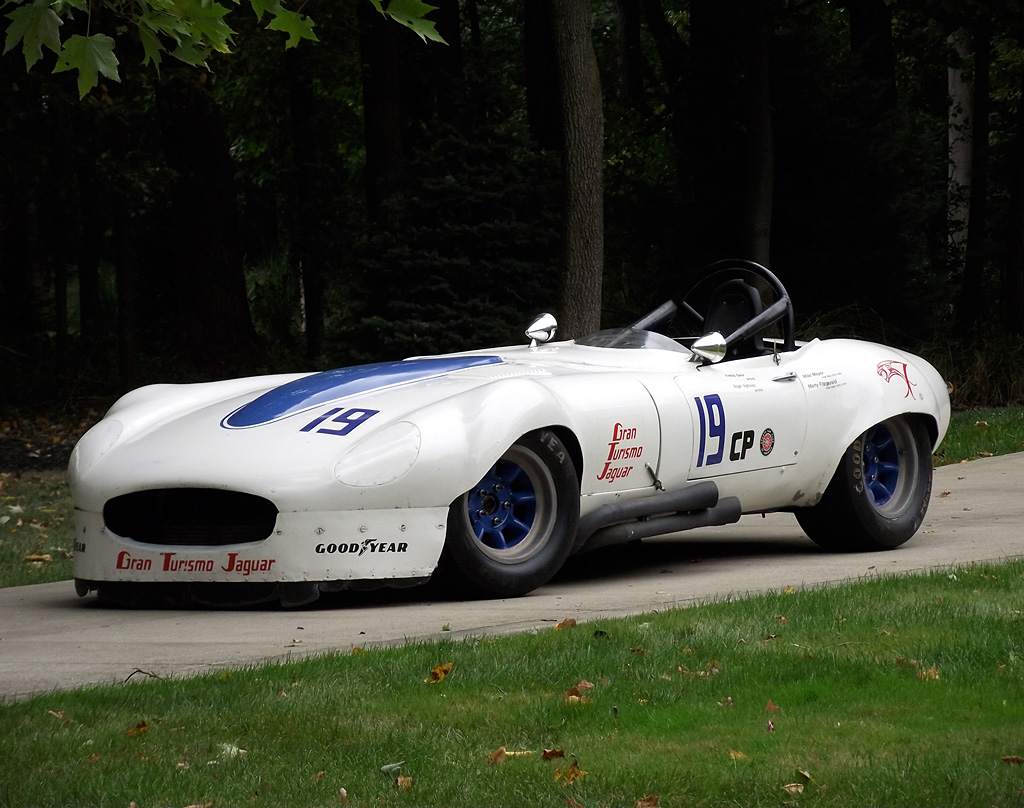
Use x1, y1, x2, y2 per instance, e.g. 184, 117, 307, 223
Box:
2, 0, 1023, 412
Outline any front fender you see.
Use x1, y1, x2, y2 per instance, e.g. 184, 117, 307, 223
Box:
797, 339, 950, 498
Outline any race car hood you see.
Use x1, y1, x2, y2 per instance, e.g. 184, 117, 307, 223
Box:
70, 342, 666, 513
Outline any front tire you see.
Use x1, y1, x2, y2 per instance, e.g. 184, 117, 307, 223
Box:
439, 429, 579, 598
795, 416, 933, 551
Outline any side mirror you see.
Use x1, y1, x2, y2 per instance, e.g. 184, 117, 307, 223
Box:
691, 331, 727, 364
525, 313, 558, 348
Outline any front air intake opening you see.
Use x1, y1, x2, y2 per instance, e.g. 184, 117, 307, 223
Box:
103, 489, 279, 547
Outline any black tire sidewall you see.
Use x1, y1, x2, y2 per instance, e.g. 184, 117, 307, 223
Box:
440, 429, 579, 598
831, 416, 933, 550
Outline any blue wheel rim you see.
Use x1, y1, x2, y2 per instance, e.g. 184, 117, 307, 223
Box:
464, 443, 557, 565
863, 423, 900, 506
468, 458, 537, 551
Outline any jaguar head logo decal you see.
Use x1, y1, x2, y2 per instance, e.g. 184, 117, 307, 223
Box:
877, 360, 917, 398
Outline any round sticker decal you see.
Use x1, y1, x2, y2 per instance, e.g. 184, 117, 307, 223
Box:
760, 428, 775, 456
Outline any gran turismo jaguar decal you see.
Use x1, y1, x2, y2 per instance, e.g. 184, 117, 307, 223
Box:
116, 550, 277, 576
596, 422, 645, 483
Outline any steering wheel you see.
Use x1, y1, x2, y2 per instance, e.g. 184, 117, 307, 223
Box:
678, 259, 796, 354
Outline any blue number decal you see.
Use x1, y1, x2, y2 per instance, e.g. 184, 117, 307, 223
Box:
694, 394, 726, 467
301, 408, 379, 436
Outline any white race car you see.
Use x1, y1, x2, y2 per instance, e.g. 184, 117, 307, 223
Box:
71, 261, 950, 606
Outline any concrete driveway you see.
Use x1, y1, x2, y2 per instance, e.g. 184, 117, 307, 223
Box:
2, 453, 1021, 701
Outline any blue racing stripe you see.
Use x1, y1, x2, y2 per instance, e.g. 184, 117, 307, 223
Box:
222, 355, 503, 429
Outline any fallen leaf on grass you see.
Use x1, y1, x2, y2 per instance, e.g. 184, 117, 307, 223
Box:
781, 783, 804, 795
543, 749, 566, 761
729, 749, 747, 760
555, 618, 577, 630
917, 664, 940, 681
555, 759, 586, 784
126, 721, 149, 736
1002, 755, 1024, 765
313, 771, 325, 782
636, 796, 660, 807
425, 662, 452, 683
488, 746, 507, 765
24, 552, 52, 564
563, 679, 595, 704
765, 699, 780, 714
395, 775, 413, 790
85, 752, 101, 764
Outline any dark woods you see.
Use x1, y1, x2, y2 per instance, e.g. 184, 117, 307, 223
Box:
1, 0, 1023, 408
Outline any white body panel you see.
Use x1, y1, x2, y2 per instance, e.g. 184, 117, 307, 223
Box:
71, 332, 950, 589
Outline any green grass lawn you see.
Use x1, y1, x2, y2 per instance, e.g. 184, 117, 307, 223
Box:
935, 406, 1024, 466
2, 561, 1023, 807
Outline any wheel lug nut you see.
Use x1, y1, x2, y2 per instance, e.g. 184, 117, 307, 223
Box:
503, 501, 511, 509
491, 517, 502, 526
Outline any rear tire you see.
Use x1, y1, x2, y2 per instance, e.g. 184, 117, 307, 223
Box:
795, 416, 933, 551
440, 429, 579, 598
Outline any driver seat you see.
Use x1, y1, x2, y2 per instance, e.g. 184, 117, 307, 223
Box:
704, 279, 766, 360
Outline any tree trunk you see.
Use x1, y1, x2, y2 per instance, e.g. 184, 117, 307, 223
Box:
742, 0, 773, 265
157, 74, 260, 373
957, 20, 990, 333
1004, 65, 1024, 336
552, 0, 604, 338
947, 29, 973, 278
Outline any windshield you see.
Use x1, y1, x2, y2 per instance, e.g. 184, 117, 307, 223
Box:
575, 328, 692, 354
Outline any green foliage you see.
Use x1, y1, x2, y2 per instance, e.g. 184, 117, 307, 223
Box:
370, 0, 444, 43
2, 0, 318, 98
52, 33, 119, 98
